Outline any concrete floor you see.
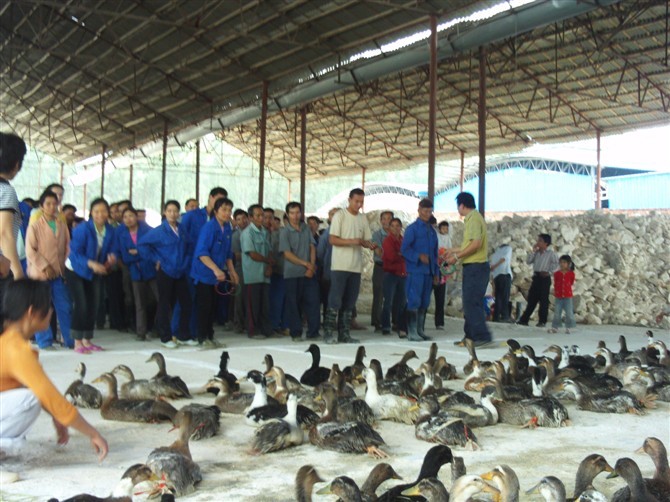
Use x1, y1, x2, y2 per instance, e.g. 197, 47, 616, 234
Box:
1, 317, 668, 501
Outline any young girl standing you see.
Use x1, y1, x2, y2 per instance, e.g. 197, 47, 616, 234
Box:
549, 254, 576, 334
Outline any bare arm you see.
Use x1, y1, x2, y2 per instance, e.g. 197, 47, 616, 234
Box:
329, 234, 361, 247
0, 212, 23, 279
54, 413, 108, 461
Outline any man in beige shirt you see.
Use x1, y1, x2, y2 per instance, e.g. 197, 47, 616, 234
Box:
324, 188, 376, 344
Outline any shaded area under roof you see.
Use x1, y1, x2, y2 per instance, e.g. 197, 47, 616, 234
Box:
2, 0, 669, 183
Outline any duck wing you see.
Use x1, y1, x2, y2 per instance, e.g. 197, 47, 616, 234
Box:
65, 381, 102, 409
309, 421, 385, 454
300, 367, 330, 387
337, 399, 376, 427
416, 416, 477, 449
147, 449, 201, 496
251, 419, 293, 454
180, 404, 221, 440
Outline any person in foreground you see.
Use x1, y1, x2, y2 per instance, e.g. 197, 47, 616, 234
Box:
0, 279, 108, 462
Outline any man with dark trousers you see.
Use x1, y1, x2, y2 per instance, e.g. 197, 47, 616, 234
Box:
401, 199, 438, 342
517, 233, 559, 327
447, 192, 493, 347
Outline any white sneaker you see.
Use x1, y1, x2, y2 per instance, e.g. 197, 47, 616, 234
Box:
161, 341, 178, 349
0, 470, 19, 484
181, 339, 199, 347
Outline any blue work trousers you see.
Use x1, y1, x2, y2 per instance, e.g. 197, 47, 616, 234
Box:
35, 277, 72, 348
284, 276, 321, 338
406, 273, 433, 311
462, 262, 492, 343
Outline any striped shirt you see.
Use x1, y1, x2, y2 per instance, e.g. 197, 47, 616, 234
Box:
527, 249, 559, 274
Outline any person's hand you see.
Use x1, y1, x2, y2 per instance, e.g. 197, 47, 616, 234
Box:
90, 432, 108, 461
419, 254, 429, 265
53, 418, 69, 445
446, 253, 458, 265
305, 268, 314, 279
266, 256, 275, 266
230, 271, 240, 285
264, 264, 273, 277
433, 275, 440, 286
305, 262, 316, 273
44, 264, 58, 280
366, 241, 378, 250
0, 255, 10, 278
90, 262, 108, 275
155, 261, 161, 271
128, 249, 138, 256
215, 270, 227, 282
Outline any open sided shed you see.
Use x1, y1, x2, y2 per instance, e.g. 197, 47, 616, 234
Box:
1, 0, 669, 210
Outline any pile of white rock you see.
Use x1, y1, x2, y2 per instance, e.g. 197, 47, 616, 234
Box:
361, 210, 670, 326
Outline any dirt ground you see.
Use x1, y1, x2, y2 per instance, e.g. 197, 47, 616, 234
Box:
1, 317, 668, 501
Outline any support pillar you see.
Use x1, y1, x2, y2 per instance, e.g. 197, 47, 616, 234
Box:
595, 130, 602, 210
60, 162, 64, 185
460, 150, 465, 192
362, 168, 366, 191
287, 180, 292, 203
83, 174, 87, 216
161, 121, 168, 211
195, 139, 201, 202
300, 106, 307, 210
478, 46, 487, 217
129, 163, 134, 201
427, 14, 438, 201
100, 144, 106, 198
258, 81, 269, 206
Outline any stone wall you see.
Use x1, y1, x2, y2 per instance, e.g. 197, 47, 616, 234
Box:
360, 210, 670, 326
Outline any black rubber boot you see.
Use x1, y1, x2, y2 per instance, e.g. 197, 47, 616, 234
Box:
324, 308, 338, 345
417, 309, 433, 341
339, 309, 360, 344
407, 310, 423, 341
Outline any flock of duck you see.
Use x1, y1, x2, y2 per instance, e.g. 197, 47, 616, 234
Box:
51, 331, 669, 501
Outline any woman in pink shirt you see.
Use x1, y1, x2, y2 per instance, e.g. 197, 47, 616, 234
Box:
25, 190, 72, 349
549, 254, 576, 334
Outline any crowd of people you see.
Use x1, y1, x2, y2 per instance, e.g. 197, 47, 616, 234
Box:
0, 131, 587, 354
0, 130, 586, 463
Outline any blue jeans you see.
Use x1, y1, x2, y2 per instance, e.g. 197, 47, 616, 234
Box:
328, 271, 361, 311
405, 273, 433, 311
269, 274, 286, 330
552, 297, 575, 328
462, 262, 492, 342
35, 277, 73, 348
382, 273, 406, 332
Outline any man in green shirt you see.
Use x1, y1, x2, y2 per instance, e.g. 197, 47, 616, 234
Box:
447, 192, 493, 347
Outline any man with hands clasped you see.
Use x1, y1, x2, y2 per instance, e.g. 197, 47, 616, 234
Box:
279, 201, 320, 342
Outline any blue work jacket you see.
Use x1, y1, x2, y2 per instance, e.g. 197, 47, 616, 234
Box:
116, 222, 156, 281
190, 218, 234, 285
180, 207, 208, 257
138, 219, 191, 279
68, 219, 117, 281
401, 219, 439, 276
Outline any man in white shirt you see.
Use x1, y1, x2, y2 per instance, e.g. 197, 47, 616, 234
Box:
325, 188, 376, 344
490, 243, 513, 322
